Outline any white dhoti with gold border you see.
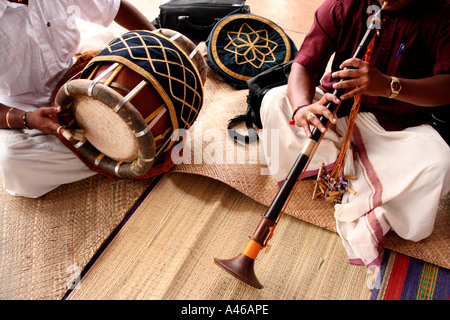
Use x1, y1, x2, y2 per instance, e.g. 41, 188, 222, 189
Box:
260, 85, 450, 267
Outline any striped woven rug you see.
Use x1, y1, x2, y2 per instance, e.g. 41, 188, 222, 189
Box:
372, 249, 450, 300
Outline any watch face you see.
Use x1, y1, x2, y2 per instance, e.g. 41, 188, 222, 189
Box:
392, 81, 401, 92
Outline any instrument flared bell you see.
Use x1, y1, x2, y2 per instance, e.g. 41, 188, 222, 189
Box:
214, 255, 263, 289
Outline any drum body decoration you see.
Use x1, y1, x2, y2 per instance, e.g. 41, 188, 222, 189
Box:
206, 8, 297, 89
55, 29, 205, 179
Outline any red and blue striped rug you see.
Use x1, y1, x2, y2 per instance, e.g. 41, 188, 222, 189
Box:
371, 249, 449, 300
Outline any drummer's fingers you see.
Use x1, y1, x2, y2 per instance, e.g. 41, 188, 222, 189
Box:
32, 107, 70, 137
25, 109, 57, 134
38, 106, 61, 117
45, 119, 62, 136
37, 115, 66, 137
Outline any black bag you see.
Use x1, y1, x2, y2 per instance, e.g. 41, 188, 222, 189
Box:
152, 0, 249, 41
431, 109, 450, 146
227, 61, 293, 143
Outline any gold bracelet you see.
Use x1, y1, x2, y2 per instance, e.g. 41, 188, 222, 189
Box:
6, 107, 14, 129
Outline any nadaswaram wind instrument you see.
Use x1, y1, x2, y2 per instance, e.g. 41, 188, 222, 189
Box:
214, 2, 388, 289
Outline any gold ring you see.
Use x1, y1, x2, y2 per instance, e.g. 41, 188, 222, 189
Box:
307, 113, 315, 121
57, 126, 64, 135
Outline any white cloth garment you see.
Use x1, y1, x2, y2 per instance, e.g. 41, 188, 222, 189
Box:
0, 0, 120, 197
0, 129, 97, 198
260, 85, 450, 267
0, 0, 120, 108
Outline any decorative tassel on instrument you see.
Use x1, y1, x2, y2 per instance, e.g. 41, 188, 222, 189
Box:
214, 3, 387, 289
318, 35, 377, 204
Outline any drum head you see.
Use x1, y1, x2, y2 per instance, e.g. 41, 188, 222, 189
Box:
55, 78, 156, 178
73, 96, 139, 162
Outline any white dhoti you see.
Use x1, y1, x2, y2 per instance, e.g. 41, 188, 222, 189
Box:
0, 129, 96, 198
0, 28, 117, 198
260, 85, 450, 267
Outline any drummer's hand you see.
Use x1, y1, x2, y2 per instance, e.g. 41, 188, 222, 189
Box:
26, 106, 65, 136
291, 93, 339, 138
332, 58, 391, 100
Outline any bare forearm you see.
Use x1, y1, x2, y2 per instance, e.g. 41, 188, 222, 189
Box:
114, 0, 156, 31
395, 74, 450, 107
0, 103, 67, 136
287, 62, 317, 111
0, 104, 28, 129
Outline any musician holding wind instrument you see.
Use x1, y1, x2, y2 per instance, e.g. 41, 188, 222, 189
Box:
215, 0, 449, 288
262, 0, 450, 268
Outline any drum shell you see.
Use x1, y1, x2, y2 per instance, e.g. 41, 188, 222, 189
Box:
55, 30, 205, 178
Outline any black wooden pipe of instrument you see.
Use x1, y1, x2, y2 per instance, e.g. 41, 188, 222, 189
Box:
214, 4, 386, 289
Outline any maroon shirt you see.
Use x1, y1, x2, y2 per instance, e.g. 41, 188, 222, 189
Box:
295, 0, 449, 131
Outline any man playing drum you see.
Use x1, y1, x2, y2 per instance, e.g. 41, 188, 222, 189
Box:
260, 0, 449, 267
0, 0, 156, 198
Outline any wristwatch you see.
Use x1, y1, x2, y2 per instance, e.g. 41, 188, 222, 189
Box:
388, 76, 401, 99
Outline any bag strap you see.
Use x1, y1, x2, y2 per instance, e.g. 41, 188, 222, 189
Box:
431, 113, 450, 146
227, 61, 294, 144
227, 106, 259, 143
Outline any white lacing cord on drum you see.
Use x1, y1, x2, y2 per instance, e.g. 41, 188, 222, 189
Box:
135, 108, 167, 138
189, 46, 200, 60
167, 32, 199, 60
62, 70, 83, 98
73, 140, 84, 149
169, 33, 182, 42
113, 80, 148, 113
88, 62, 120, 97
153, 133, 173, 159
115, 162, 123, 177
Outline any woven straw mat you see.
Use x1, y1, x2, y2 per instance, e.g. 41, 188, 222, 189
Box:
0, 175, 151, 299
67, 172, 374, 300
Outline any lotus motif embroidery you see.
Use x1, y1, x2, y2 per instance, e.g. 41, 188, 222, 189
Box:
224, 23, 278, 69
